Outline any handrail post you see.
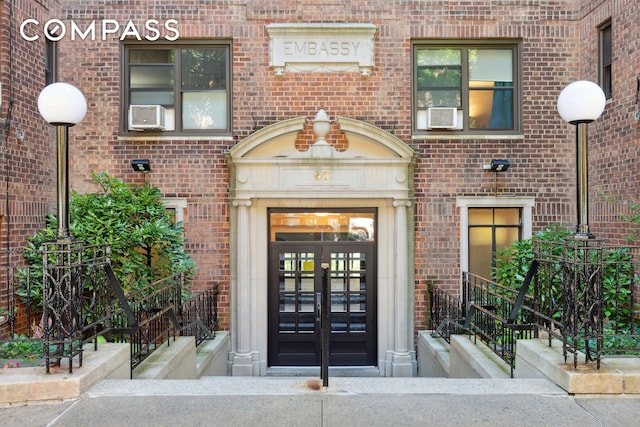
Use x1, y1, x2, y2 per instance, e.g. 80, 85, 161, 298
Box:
321, 262, 330, 387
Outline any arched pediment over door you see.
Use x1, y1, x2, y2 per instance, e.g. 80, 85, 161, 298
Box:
229, 115, 416, 200
228, 114, 418, 377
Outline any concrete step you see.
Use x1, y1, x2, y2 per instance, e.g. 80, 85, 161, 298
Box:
87, 376, 565, 397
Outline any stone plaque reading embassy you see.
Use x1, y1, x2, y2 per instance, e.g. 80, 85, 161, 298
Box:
266, 23, 377, 77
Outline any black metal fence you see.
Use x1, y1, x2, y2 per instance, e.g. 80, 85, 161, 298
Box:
0, 244, 219, 376
42, 241, 112, 373
109, 271, 183, 372
0, 250, 38, 341
430, 240, 640, 374
532, 239, 640, 368
180, 285, 219, 346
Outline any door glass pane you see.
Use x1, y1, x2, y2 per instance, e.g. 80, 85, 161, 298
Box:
349, 314, 366, 332
349, 274, 364, 292
298, 294, 315, 312
279, 314, 295, 332
469, 227, 492, 280
331, 294, 347, 312
298, 314, 315, 333
280, 293, 296, 312
331, 275, 346, 291
350, 294, 366, 312
331, 314, 347, 332
282, 274, 295, 292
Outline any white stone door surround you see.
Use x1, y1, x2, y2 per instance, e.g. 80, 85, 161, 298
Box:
228, 114, 417, 376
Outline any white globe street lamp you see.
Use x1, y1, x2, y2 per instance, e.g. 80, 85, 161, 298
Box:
557, 80, 606, 239
38, 83, 87, 239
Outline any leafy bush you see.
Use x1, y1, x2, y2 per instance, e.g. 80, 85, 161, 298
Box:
17, 172, 195, 306
494, 224, 636, 336
493, 224, 572, 295
0, 334, 44, 359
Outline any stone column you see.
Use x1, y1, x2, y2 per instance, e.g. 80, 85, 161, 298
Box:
231, 198, 254, 375
391, 199, 414, 376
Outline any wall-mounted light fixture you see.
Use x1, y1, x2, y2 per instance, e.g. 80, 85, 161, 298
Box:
557, 80, 606, 239
483, 159, 511, 172
483, 159, 511, 194
490, 159, 510, 172
131, 159, 151, 172
38, 83, 87, 239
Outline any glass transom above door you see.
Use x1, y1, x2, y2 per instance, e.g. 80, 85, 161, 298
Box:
270, 211, 375, 242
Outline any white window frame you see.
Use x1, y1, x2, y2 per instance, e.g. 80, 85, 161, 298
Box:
161, 197, 187, 225
456, 196, 534, 284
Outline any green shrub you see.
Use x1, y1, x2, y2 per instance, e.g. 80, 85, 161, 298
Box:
494, 224, 636, 336
17, 172, 195, 307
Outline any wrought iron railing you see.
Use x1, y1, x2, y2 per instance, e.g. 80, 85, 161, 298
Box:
430, 240, 640, 374
0, 250, 38, 341
532, 239, 640, 368
180, 285, 218, 346
1, 244, 219, 377
429, 283, 464, 342
430, 274, 536, 377
110, 272, 184, 372
42, 241, 111, 373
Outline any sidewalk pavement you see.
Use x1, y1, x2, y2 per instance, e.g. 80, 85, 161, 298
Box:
1, 377, 640, 427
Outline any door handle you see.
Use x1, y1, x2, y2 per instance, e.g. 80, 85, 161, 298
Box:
316, 292, 321, 322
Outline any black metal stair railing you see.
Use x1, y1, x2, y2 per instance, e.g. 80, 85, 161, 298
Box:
38, 241, 219, 376
430, 240, 640, 373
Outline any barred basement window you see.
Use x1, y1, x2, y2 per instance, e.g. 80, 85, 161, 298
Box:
413, 41, 521, 135
122, 41, 231, 135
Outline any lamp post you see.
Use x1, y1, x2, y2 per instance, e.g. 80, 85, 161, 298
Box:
37, 83, 87, 239
557, 80, 606, 239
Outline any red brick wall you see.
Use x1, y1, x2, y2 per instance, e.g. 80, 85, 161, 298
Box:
2, 1, 637, 339
0, 0, 62, 252
582, 1, 640, 244
0, 0, 63, 336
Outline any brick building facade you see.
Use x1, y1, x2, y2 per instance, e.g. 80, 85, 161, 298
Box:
0, 0, 638, 375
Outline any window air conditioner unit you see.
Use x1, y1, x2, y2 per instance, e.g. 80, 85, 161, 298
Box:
129, 105, 166, 130
427, 107, 457, 129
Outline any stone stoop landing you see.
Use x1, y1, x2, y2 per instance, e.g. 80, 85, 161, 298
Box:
0, 343, 129, 406
515, 339, 640, 394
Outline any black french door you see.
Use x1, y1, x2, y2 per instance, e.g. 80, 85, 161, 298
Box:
268, 242, 376, 366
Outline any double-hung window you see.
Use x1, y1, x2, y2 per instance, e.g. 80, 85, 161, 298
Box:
122, 41, 231, 135
598, 21, 612, 100
45, 39, 57, 85
414, 41, 520, 134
